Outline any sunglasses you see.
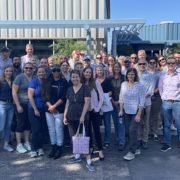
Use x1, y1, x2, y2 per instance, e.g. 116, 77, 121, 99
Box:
167, 62, 176, 65
149, 62, 156, 64
138, 63, 146, 66
159, 58, 165, 61
52, 68, 60, 73
25, 67, 33, 70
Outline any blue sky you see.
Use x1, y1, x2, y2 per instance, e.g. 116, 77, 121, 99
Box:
111, 0, 180, 25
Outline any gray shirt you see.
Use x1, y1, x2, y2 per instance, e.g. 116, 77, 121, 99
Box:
13, 73, 31, 104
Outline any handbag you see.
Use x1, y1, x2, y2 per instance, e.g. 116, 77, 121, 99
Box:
100, 93, 113, 113
72, 123, 90, 155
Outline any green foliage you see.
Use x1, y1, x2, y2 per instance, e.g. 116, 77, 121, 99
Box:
49, 39, 86, 58
165, 44, 180, 57
116, 44, 134, 56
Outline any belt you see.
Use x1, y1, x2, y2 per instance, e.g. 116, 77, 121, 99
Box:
0, 99, 13, 103
164, 100, 180, 103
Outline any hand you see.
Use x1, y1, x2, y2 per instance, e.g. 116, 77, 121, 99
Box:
34, 109, 40, 117
63, 117, 68, 125
17, 105, 23, 113
134, 114, 141, 122
119, 110, 123, 117
80, 116, 85, 124
48, 105, 56, 113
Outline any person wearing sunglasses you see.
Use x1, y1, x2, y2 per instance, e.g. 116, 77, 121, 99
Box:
173, 52, 180, 73
12, 62, 34, 154
147, 59, 162, 141
158, 55, 168, 73
137, 59, 156, 150
43, 64, 68, 159
159, 57, 180, 151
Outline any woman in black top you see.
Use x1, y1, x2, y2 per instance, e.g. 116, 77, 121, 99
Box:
95, 65, 113, 147
110, 62, 125, 150
64, 70, 95, 172
43, 64, 68, 159
0, 65, 14, 152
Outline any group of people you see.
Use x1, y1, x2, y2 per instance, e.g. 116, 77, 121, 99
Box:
0, 43, 179, 172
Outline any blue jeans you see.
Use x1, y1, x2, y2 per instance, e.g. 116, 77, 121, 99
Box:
162, 101, 180, 145
103, 111, 112, 144
0, 101, 14, 142
111, 106, 125, 145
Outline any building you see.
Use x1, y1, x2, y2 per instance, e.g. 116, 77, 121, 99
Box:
0, 0, 110, 57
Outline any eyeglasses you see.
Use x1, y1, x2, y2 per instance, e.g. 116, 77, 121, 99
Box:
96, 57, 102, 59
131, 57, 137, 59
149, 62, 156, 64
25, 67, 33, 70
167, 62, 176, 65
159, 58, 165, 61
138, 63, 146, 66
52, 68, 60, 73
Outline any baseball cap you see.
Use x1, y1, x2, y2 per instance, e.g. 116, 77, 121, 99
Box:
52, 64, 61, 70
83, 55, 91, 61
1, 47, 10, 53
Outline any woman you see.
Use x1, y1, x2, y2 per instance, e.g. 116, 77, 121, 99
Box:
95, 65, 113, 147
81, 67, 105, 160
28, 66, 46, 158
158, 55, 168, 73
43, 64, 68, 159
12, 62, 33, 154
119, 68, 145, 161
64, 70, 95, 172
110, 62, 125, 151
107, 55, 115, 76
60, 61, 71, 82
0, 65, 14, 152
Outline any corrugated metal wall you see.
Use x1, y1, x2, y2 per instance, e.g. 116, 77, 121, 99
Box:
0, 0, 108, 39
139, 23, 180, 42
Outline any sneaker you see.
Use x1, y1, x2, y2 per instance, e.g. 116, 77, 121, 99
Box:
135, 149, 141, 155
67, 157, 82, 164
16, 143, 27, 154
37, 149, 44, 156
3, 144, 14, 152
153, 134, 159, 141
118, 144, 125, 151
86, 163, 95, 172
142, 141, 148, 149
170, 124, 177, 131
24, 142, 31, 151
31, 151, 38, 158
123, 152, 135, 161
161, 144, 172, 152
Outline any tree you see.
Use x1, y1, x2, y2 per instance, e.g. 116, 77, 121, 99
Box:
49, 39, 86, 59
165, 43, 180, 57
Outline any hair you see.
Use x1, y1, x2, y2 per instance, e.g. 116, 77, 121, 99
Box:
70, 69, 81, 78
112, 62, 122, 76
0, 65, 14, 81
81, 67, 96, 91
26, 43, 33, 49
125, 68, 139, 82
95, 64, 104, 78
60, 60, 70, 67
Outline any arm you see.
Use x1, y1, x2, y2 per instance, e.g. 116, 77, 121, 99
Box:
80, 97, 90, 124
63, 99, 69, 125
119, 83, 124, 116
12, 84, 23, 113
28, 88, 40, 116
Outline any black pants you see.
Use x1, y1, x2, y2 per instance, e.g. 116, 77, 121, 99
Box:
89, 111, 103, 150
124, 113, 140, 153
28, 108, 45, 151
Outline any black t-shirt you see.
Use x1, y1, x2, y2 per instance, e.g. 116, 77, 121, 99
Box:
100, 78, 113, 93
66, 84, 90, 121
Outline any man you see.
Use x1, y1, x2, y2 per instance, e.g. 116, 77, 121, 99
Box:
83, 55, 91, 68
21, 44, 38, 69
121, 58, 131, 76
158, 57, 180, 152
173, 52, 180, 72
12, 56, 21, 78
130, 53, 138, 68
69, 50, 80, 70
138, 59, 156, 149
0, 47, 12, 77
101, 52, 108, 66
138, 49, 147, 60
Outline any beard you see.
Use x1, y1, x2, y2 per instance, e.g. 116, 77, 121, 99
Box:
13, 63, 21, 68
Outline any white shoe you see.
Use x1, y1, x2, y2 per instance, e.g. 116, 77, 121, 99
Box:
3, 144, 14, 152
123, 152, 135, 161
24, 142, 31, 151
135, 149, 141, 155
16, 143, 27, 154
37, 149, 44, 156
31, 151, 38, 158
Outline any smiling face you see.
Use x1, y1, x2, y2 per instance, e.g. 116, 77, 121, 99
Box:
83, 68, 92, 80
127, 70, 135, 83
37, 67, 46, 80
23, 63, 33, 76
61, 62, 69, 73
96, 66, 104, 78
167, 58, 176, 72
138, 59, 147, 72
113, 63, 121, 74
4, 67, 13, 79
71, 73, 81, 86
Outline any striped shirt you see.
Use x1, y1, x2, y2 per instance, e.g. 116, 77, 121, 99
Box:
119, 81, 145, 114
